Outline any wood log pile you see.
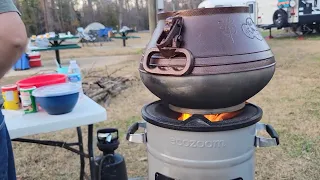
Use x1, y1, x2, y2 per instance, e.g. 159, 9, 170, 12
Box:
82, 67, 137, 106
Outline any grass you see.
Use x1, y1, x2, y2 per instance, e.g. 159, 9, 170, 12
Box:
1, 32, 320, 179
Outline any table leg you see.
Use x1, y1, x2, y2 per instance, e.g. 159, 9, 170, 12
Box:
77, 127, 85, 180
55, 50, 61, 65
53, 40, 61, 65
88, 124, 96, 180
122, 38, 126, 47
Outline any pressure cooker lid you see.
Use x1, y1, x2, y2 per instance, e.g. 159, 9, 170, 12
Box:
142, 101, 262, 132
150, 6, 271, 60
32, 83, 80, 97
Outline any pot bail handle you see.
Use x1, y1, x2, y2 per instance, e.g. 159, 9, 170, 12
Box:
142, 47, 195, 76
156, 16, 184, 58
126, 122, 147, 144
255, 123, 280, 147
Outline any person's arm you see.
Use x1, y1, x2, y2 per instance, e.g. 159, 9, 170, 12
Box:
0, 0, 27, 78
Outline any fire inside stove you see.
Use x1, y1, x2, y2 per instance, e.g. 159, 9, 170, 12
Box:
178, 111, 241, 122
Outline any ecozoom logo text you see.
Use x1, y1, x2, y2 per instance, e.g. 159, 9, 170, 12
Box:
170, 137, 226, 148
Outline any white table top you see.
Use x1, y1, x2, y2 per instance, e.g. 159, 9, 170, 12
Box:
3, 95, 107, 139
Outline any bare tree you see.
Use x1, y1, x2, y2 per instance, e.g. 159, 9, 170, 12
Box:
135, 0, 141, 30
40, 0, 49, 31
118, 0, 124, 29
187, 0, 193, 9
125, 0, 130, 11
16, 0, 151, 35
148, 0, 156, 33
87, 0, 94, 22
193, 0, 204, 8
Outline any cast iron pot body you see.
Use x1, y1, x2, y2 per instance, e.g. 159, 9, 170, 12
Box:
139, 7, 276, 110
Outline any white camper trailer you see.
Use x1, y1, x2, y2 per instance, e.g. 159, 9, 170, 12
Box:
273, 0, 320, 34
198, 0, 260, 24
198, 0, 320, 34
198, 0, 277, 25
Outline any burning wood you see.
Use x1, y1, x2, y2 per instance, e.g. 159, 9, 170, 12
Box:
82, 67, 137, 107
178, 110, 242, 122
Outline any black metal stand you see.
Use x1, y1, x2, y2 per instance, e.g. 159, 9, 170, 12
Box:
12, 125, 95, 180
55, 49, 61, 65
122, 38, 126, 47
88, 124, 96, 180
121, 32, 128, 47
268, 29, 274, 39
77, 127, 85, 180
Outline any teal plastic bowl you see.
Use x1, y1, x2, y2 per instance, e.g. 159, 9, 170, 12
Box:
57, 67, 69, 74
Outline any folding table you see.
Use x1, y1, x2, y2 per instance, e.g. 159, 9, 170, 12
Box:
4, 95, 107, 180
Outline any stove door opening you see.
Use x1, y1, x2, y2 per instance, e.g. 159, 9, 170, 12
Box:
155, 173, 244, 180
155, 172, 175, 180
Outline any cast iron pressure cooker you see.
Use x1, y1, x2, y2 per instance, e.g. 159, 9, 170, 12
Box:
139, 7, 276, 110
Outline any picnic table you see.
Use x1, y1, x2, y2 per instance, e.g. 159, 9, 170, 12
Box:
31, 36, 81, 66
111, 32, 140, 47
4, 95, 107, 180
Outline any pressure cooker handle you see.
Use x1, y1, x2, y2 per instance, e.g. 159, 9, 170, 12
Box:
126, 122, 147, 144
255, 123, 280, 147
142, 47, 195, 76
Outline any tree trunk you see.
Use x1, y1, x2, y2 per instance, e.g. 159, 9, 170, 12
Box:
118, 0, 124, 29
193, 0, 203, 8
58, 0, 64, 32
135, 0, 140, 9
187, 0, 193, 9
172, 0, 179, 11
50, 0, 62, 32
44, 0, 54, 31
69, 1, 77, 32
40, 0, 49, 32
135, 0, 140, 30
148, 0, 156, 34
126, 0, 130, 10
87, 0, 94, 22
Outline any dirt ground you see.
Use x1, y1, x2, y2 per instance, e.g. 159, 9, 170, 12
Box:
1, 33, 320, 179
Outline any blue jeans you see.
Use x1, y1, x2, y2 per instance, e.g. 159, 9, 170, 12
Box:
0, 109, 16, 180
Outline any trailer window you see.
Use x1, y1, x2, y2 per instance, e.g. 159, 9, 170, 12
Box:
248, 4, 254, 13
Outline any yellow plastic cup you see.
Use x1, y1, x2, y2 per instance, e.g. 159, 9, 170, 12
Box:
1, 84, 20, 110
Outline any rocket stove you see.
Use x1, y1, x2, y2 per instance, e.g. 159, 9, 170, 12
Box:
127, 6, 280, 180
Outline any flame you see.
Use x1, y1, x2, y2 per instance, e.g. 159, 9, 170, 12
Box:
178, 111, 241, 122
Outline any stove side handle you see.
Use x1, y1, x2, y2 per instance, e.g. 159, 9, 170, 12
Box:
265, 124, 280, 145
255, 123, 280, 147
126, 122, 147, 144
